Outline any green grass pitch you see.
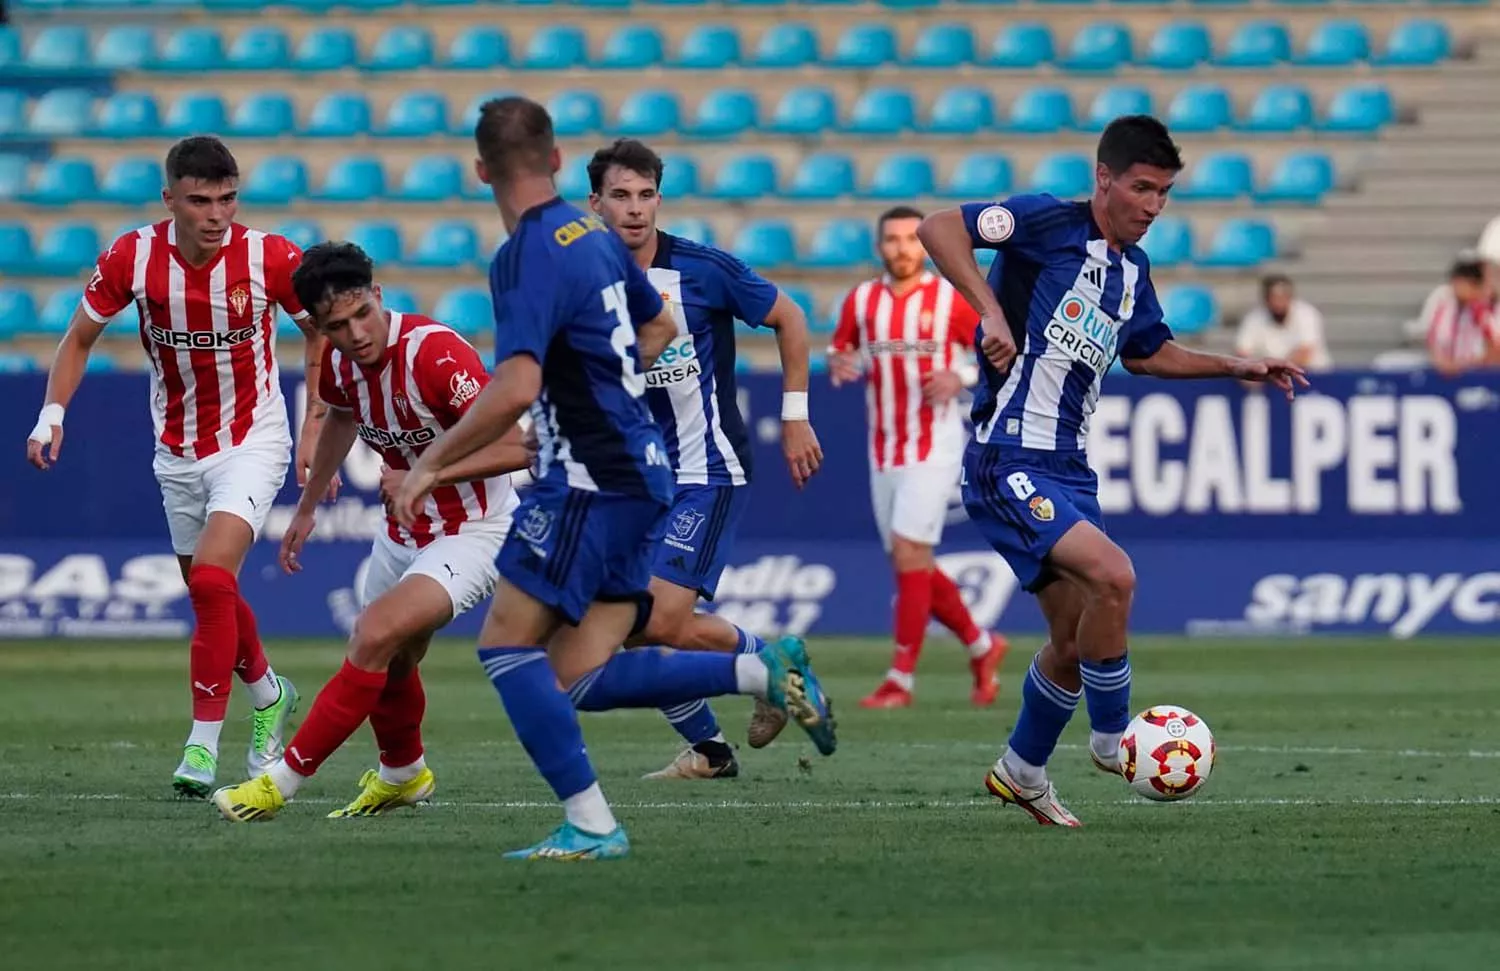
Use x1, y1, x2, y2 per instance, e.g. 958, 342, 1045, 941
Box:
2, 636, 1498, 970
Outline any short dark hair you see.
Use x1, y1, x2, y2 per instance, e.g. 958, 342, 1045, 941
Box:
474, 97, 555, 180
1261, 273, 1293, 298
1097, 115, 1183, 176
588, 138, 664, 194
164, 135, 238, 185
291, 241, 375, 318
877, 205, 925, 233
1451, 251, 1487, 284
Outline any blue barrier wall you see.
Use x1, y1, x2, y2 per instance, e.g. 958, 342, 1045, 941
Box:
3, 370, 1497, 638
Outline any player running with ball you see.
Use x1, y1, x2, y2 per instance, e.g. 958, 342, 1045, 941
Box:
917, 116, 1307, 826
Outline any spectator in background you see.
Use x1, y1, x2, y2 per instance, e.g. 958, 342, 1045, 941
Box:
1478, 213, 1500, 271
1423, 251, 1499, 376
1235, 274, 1331, 372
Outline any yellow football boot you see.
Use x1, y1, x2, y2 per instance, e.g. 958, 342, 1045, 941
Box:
326, 767, 436, 818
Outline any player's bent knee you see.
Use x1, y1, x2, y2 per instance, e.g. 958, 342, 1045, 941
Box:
1089, 557, 1136, 606
348, 612, 411, 670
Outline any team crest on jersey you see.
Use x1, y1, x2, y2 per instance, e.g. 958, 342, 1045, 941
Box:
228, 286, 250, 317
392, 392, 410, 419
1028, 496, 1055, 522
448, 369, 481, 409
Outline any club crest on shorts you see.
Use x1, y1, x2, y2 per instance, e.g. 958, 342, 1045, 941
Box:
516, 506, 554, 546
670, 509, 707, 543
1028, 495, 1055, 522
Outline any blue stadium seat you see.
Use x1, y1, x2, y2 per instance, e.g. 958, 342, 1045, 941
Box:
1167, 84, 1232, 133
989, 23, 1053, 68
396, 155, 463, 201
1256, 152, 1334, 204
227, 26, 289, 70
781, 286, 816, 328
1028, 154, 1091, 197
0, 289, 37, 340
1217, 21, 1290, 67
95, 92, 160, 138
733, 221, 796, 268
0, 27, 19, 70
0, 91, 20, 137
95, 26, 156, 70
687, 89, 757, 138
241, 156, 308, 205
831, 24, 898, 68
1238, 84, 1314, 131
164, 93, 226, 136
845, 88, 915, 134
1296, 19, 1368, 67
28, 26, 90, 70
786, 153, 855, 199
25, 158, 97, 205
274, 219, 323, 252
294, 27, 358, 71
557, 156, 590, 199
35, 223, 98, 275
1062, 22, 1131, 71
1160, 285, 1218, 336
1319, 84, 1393, 133
907, 23, 975, 66
84, 355, 117, 374
0, 352, 39, 373
38, 288, 82, 335
1176, 152, 1253, 200
316, 156, 385, 202
753, 23, 818, 68
1084, 86, 1153, 131
0, 155, 26, 203
380, 286, 418, 315
710, 154, 778, 201
1377, 19, 1449, 67
662, 217, 714, 246
864, 154, 934, 199
231, 92, 295, 137
154, 26, 223, 71
1006, 87, 1073, 133
548, 90, 604, 136
346, 221, 403, 264
1144, 22, 1212, 70
524, 25, 587, 69
304, 92, 370, 137
927, 87, 995, 135
100, 158, 163, 205
0, 224, 33, 274
673, 25, 739, 69
445, 27, 510, 70
613, 90, 680, 136
805, 220, 872, 268
944, 153, 1012, 198
768, 87, 836, 135
598, 24, 663, 69
365, 26, 433, 71
1199, 219, 1276, 268
658, 154, 699, 197
28, 89, 93, 137
409, 221, 479, 268
432, 288, 490, 338
381, 92, 448, 137
1138, 216, 1193, 268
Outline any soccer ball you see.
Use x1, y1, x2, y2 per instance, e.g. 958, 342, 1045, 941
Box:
1118, 706, 1215, 802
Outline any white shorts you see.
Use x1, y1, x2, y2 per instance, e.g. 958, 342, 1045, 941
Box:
153, 430, 291, 557
870, 460, 963, 551
359, 528, 507, 618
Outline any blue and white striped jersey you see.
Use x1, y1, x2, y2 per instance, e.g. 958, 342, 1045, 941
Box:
961, 194, 1173, 452
643, 231, 779, 487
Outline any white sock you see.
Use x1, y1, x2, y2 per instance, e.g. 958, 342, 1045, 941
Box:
268, 759, 304, 798
186, 720, 222, 756
734, 655, 770, 699
378, 755, 427, 786
966, 633, 993, 659
1000, 748, 1047, 790
885, 669, 915, 691
1090, 730, 1122, 762
563, 782, 617, 836
245, 668, 282, 709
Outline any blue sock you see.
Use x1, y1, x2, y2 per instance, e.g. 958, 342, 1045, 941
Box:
1006, 656, 1082, 768
735, 626, 766, 655
1079, 655, 1132, 734
569, 648, 740, 712
477, 647, 596, 801
660, 699, 723, 746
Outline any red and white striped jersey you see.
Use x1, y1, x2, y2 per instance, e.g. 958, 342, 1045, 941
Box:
831, 272, 980, 470
319, 312, 515, 550
81, 221, 307, 461
1422, 283, 1498, 368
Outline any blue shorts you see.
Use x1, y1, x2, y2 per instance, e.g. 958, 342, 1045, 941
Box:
960, 445, 1104, 593
652, 484, 750, 600
497, 483, 669, 626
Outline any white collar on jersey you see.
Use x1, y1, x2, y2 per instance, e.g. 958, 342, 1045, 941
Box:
386, 311, 404, 347
881, 270, 934, 291
165, 221, 234, 249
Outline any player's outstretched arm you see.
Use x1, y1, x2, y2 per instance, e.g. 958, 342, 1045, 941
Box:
765, 290, 823, 488
25, 306, 108, 471
431, 425, 533, 484
281, 405, 357, 574
1122, 341, 1310, 400
293, 320, 340, 502
917, 209, 1015, 374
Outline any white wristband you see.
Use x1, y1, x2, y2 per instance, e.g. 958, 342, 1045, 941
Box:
29, 403, 64, 443
781, 391, 809, 422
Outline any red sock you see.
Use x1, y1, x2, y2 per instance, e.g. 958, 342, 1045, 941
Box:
371, 668, 427, 769
188, 564, 240, 721
930, 569, 983, 646
284, 660, 388, 778
892, 569, 934, 675
233, 594, 269, 684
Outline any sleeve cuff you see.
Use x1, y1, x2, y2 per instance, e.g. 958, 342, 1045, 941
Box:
80, 296, 112, 325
